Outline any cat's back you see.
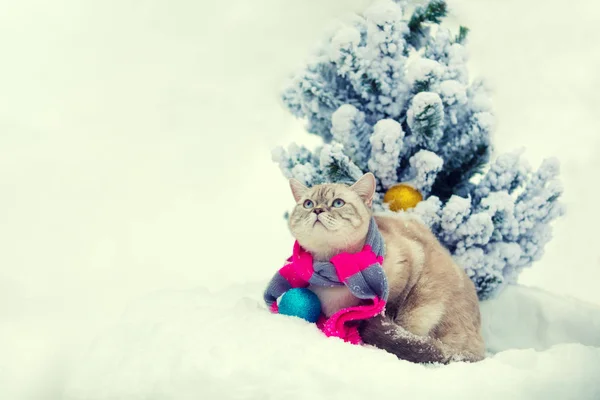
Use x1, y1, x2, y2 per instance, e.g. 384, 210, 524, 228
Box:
374, 211, 442, 252
373, 211, 473, 300
368, 212, 485, 361
372, 212, 441, 300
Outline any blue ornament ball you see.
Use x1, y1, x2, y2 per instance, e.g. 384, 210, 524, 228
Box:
278, 288, 322, 323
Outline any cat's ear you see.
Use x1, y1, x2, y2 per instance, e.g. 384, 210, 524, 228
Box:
350, 173, 376, 207
289, 178, 309, 203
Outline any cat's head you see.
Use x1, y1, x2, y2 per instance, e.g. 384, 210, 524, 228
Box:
287, 173, 376, 256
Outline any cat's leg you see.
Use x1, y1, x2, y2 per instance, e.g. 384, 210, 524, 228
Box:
394, 300, 445, 337
360, 299, 482, 364
359, 314, 450, 364
434, 319, 486, 362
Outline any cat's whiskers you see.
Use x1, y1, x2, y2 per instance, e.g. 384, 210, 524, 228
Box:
303, 214, 315, 227
319, 213, 341, 230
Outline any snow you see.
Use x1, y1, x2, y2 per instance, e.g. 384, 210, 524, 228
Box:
368, 119, 404, 188
63, 284, 600, 400
1, 0, 600, 399
441, 195, 472, 232
330, 104, 371, 169
270, 146, 290, 177
331, 104, 360, 136
319, 142, 364, 182
411, 196, 444, 226
408, 91, 444, 119
481, 285, 600, 353
438, 79, 468, 106
363, 0, 403, 25
330, 26, 362, 59
291, 163, 320, 186
406, 58, 443, 86
404, 150, 444, 194
456, 213, 494, 247
406, 92, 444, 144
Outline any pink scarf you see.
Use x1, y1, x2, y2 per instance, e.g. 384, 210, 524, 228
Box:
264, 218, 388, 344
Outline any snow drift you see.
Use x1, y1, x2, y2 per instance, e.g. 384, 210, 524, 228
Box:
64, 284, 600, 400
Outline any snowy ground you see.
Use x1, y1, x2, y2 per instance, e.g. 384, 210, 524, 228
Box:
1, 0, 599, 399
63, 285, 600, 400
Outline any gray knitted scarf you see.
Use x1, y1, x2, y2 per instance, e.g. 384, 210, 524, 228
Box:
264, 216, 388, 308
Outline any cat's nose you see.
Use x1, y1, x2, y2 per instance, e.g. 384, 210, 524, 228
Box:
313, 207, 324, 215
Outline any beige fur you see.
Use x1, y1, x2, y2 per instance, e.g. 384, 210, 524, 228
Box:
288, 173, 485, 363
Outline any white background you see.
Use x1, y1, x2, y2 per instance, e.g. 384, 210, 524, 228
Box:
1, 0, 598, 398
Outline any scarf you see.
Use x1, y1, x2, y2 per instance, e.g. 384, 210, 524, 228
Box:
264, 217, 388, 344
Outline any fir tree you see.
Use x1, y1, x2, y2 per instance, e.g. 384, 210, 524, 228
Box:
273, 0, 564, 300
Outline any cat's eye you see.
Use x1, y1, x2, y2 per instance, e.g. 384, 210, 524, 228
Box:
303, 199, 314, 209
332, 198, 345, 208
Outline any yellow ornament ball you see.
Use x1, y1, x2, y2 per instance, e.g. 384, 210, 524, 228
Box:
383, 183, 423, 212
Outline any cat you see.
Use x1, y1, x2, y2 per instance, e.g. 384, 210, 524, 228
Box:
287, 172, 485, 363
